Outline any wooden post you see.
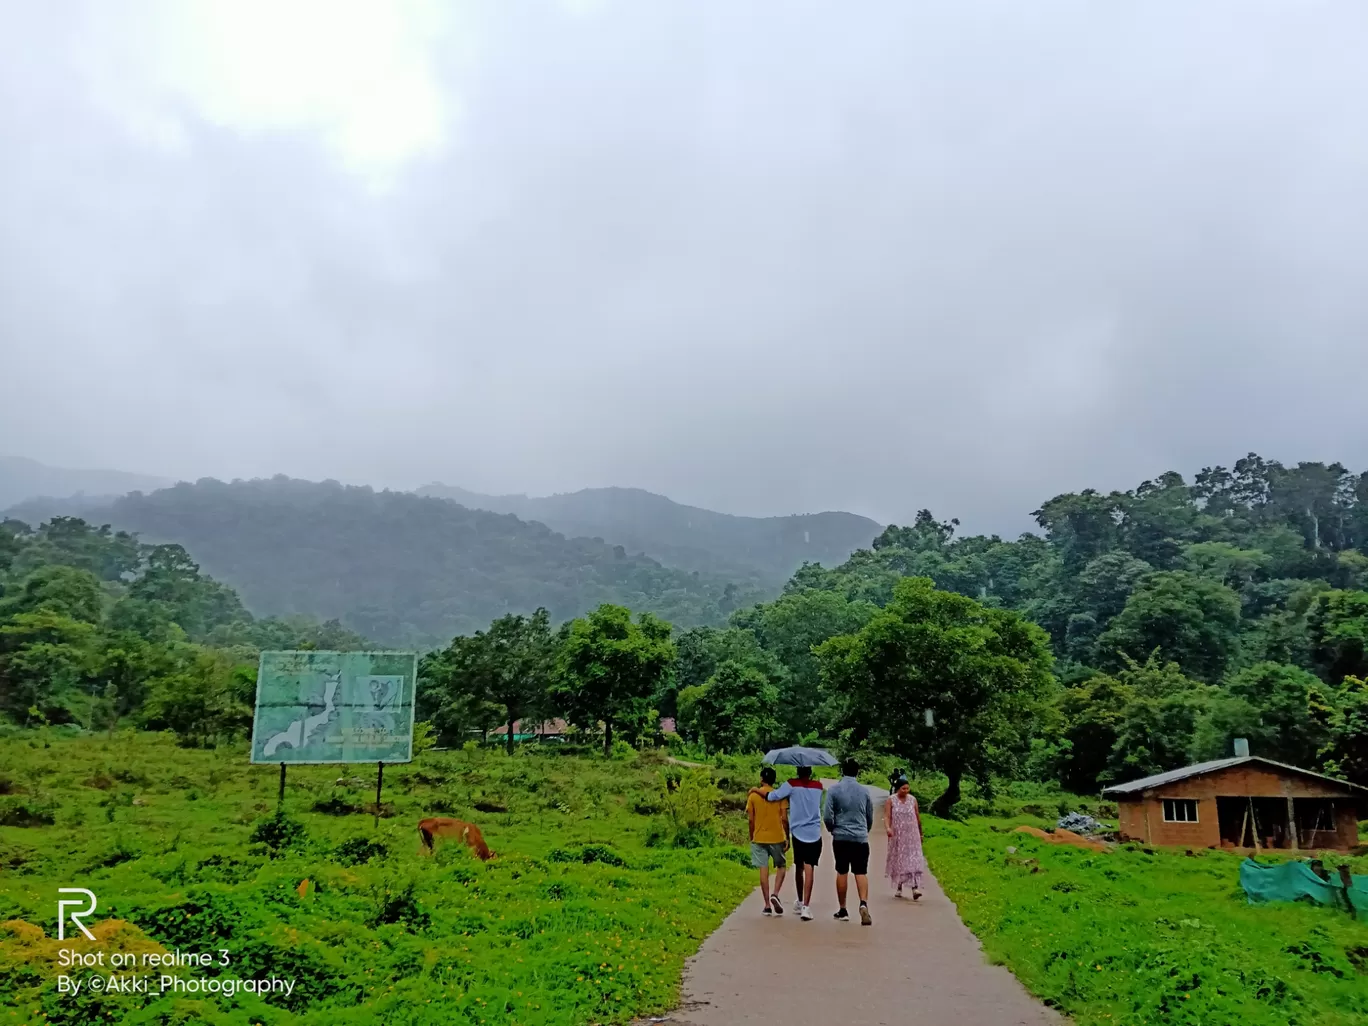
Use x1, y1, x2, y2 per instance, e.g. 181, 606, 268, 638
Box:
1239, 806, 1250, 849
374, 761, 384, 827
278, 762, 286, 808
1286, 797, 1299, 851
1338, 864, 1357, 919
1247, 798, 1262, 851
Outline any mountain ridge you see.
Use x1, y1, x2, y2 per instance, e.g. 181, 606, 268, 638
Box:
70, 476, 767, 645
415, 482, 882, 586
0, 454, 172, 510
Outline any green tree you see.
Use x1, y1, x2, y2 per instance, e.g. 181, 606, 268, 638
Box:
141, 648, 255, 747
676, 660, 779, 753
1321, 676, 1368, 785
731, 589, 877, 738
438, 609, 557, 755
0, 608, 99, 723
0, 564, 104, 623
1094, 571, 1241, 682
552, 604, 675, 755
1217, 662, 1336, 768
1055, 672, 1134, 792
817, 577, 1055, 816
1306, 589, 1368, 683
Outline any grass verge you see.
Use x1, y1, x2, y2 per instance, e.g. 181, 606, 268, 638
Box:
925, 816, 1368, 1026
0, 732, 753, 1026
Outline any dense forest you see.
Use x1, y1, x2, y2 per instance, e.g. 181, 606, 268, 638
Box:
416, 482, 880, 587
5, 452, 1367, 809
0, 515, 364, 738
660, 453, 1368, 797
84, 477, 766, 645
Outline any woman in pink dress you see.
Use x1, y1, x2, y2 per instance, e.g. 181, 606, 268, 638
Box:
884, 777, 927, 899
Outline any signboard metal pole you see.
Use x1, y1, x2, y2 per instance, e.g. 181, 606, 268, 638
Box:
278, 762, 286, 808
374, 761, 384, 827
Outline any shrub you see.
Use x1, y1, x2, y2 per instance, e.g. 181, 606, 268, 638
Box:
659, 768, 718, 845
548, 844, 628, 867
0, 794, 57, 827
366, 880, 430, 932
249, 810, 307, 854
333, 837, 388, 866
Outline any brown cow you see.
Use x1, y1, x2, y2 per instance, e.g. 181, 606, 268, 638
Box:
417, 817, 495, 860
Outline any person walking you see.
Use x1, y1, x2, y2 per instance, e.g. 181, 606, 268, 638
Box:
758, 764, 824, 920
746, 767, 790, 916
822, 756, 874, 925
884, 775, 927, 899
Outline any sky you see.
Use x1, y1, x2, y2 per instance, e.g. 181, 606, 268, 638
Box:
3, 1, 1368, 535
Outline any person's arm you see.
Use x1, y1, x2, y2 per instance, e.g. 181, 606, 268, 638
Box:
913, 796, 923, 841
864, 791, 874, 832
822, 789, 835, 832
766, 781, 793, 802
884, 796, 893, 836
782, 803, 790, 849
747, 795, 756, 842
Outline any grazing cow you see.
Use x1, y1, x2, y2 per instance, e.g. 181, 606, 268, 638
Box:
417, 817, 495, 860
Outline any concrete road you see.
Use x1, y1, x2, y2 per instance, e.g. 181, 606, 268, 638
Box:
657, 785, 1062, 1026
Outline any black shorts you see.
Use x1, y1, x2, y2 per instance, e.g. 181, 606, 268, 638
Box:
832, 839, 870, 876
791, 837, 822, 868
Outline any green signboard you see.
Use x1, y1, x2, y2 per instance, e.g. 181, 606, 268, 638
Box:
250, 650, 418, 764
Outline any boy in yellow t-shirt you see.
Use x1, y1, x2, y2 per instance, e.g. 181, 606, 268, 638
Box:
746, 766, 790, 915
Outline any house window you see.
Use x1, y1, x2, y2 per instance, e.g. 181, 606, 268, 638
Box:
1163, 798, 1199, 823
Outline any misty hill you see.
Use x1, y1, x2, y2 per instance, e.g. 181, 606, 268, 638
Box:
415, 483, 881, 586
88, 477, 763, 646
0, 455, 171, 510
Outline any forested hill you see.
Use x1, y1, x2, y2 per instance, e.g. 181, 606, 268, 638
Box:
415, 483, 881, 587
0, 454, 171, 510
793, 454, 1368, 681
90, 477, 764, 646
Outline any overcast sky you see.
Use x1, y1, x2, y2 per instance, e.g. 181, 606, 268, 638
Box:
3, 1, 1368, 534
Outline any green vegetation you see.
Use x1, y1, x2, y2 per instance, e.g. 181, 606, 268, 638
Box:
0, 733, 753, 1026
927, 815, 1368, 1025
7, 451, 1368, 1024
415, 482, 881, 588
86, 478, 766, 645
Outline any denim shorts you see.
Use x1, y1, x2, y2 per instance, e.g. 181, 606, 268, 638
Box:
750, 841, 787, 869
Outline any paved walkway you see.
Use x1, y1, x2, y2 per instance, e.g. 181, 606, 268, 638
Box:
660, 786, 1061, 1026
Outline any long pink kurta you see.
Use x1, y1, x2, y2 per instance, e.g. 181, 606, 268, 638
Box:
885, 793, 928, 888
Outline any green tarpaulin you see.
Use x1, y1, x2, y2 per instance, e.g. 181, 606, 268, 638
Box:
1240, 857, 1368, 913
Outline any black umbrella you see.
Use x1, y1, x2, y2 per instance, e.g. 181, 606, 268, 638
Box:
762, 745, 840, 767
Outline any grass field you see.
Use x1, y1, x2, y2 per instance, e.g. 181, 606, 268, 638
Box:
0, 731, 755, 1026
925, 816, 1368, 1026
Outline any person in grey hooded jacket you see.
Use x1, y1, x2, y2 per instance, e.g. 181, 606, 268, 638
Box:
822, 756, 874, 925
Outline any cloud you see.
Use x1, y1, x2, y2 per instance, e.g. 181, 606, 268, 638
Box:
3, 2, 1368, 535
84, 0, 458, 184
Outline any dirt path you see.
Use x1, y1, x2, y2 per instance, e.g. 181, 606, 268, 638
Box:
656, 785, 1061, 1026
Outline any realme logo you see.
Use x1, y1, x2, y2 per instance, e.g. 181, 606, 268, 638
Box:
57, 888, 97, 941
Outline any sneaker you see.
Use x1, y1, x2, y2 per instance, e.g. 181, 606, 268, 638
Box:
912, 889, 923, 901
833, 908, 850, 922
792, 900, 804, 916
800, 904, 814, 921
762, 906, 772, 916
770, 894, 784, 915
859, 904, 872, 926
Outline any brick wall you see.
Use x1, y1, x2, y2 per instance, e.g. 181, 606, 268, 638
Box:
1113, 765, 1361, 850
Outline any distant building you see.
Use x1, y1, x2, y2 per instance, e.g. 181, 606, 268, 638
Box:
485, 717, 677, 742
1103, 747, 1366, 851
487, 719, 568, 741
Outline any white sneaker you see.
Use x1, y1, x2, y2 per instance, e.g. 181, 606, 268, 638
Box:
793, 900, 805, 915
800, 904, 814, 921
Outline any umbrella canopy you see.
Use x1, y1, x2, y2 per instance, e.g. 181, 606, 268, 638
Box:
762, 745, 840, 767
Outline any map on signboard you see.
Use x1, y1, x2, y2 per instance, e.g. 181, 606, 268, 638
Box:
250, 650, 418, 764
